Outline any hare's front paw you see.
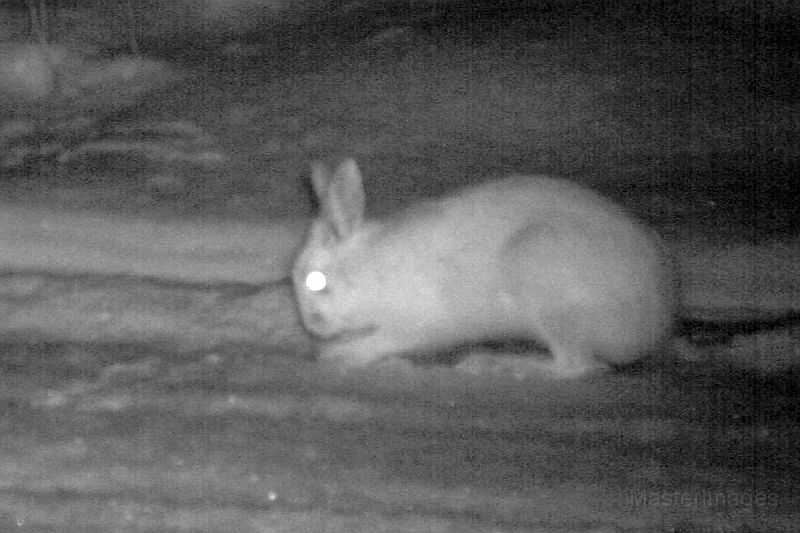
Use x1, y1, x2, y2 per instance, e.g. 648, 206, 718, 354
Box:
456, 348, 607, 380
318, 346, 383, 367
316, 334, 399, 368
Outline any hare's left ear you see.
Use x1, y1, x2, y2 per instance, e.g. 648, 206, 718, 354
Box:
312, 158, 365, 240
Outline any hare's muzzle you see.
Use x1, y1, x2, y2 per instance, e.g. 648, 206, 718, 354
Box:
302, 310, 328, 336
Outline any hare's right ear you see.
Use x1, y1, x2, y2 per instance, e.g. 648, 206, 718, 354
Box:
311, 158, 365, 240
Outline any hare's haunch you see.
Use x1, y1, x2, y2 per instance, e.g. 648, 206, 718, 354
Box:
292, 159, 674, 378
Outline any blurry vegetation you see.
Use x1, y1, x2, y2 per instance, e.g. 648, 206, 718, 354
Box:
0, 0, 797, 220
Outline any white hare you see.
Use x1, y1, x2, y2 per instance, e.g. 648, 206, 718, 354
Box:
292, 159, 676, 378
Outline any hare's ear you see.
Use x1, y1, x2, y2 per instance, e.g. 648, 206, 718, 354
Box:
312, 158, 365, 240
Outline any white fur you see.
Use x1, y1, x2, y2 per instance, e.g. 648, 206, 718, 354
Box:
292, 159, 676, 377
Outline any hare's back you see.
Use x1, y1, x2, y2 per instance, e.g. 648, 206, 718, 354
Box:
438, 175, 641, 239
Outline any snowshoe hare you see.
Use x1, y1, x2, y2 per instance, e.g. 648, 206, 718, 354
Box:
292, 159, 675, 378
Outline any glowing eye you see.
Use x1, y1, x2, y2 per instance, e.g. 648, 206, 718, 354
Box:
305, 271, 327, 292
